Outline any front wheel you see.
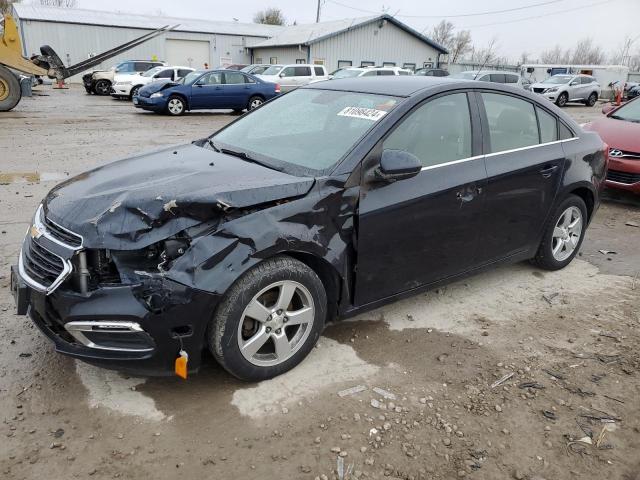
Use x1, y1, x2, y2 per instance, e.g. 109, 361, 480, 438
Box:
93, 79, 111, 96
248, 95, 264, 110
556, 92, 568, 107
166, 96, 186, 116
209, 256, 327, 381
586, 92, 598, 107
130, 85, 141, 99
532, 195, 587, 271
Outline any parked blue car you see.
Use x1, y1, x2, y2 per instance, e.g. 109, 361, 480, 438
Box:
133, 70, 280, 116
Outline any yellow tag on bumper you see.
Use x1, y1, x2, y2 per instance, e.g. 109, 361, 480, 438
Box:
175, 350, 188, 379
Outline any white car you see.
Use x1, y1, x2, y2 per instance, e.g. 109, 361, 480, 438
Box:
330, 66, 412, 79
257, 64, 329, 92
111, 66, 195, 99
451, 70, 524, 88
530, 74, 601, 107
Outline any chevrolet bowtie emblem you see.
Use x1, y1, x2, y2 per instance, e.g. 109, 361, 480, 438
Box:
29, 224, 43, 239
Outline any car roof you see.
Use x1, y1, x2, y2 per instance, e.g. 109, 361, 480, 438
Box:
461, 70, 518, 75
304, 76, 465, 97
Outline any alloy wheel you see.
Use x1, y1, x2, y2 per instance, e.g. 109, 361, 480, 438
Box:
237, 280, 315, 367
0, 77, 8, 102
551, 206, 583, 262
250, 98, 263, 109
168, 98, 184, 115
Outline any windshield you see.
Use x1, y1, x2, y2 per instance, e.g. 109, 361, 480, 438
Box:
142, 67, 163, 77
180, 71, 204, 84
542, 75, 573, 84
332, 69, 363, 79
261, 65, 283, 75
610, 99, 640, 123
451, 72, 479, 80
212, 89, 400, 174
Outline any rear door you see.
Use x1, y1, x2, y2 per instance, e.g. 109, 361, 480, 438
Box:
190, 72, 224, 109
220, 71, 249, 108
355, 92, 487, 305
475, 91, 565, 263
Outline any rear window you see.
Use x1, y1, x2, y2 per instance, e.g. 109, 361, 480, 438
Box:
224, 72, 246, 84
559, 123, 574, 140
537, 107, 558, 143
505, 74, 519, 84
490, 73, 506, 83
314, 66, 325, 76
482, 93, 539, 152
294, 66, 312, 76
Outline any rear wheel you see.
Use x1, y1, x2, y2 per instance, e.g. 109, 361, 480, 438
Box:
94, 79, 111, 96
556, 92, 568, 107
209, 255, 326, 381
248, 95, 264, 110
586, 92, 598, 107
532, 195, 587, 271
130, 85, 141, 99
166, 95, 186, 116
0, 65, 22, 112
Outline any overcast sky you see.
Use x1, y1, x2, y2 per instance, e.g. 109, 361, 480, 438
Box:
77, 0, 639, 61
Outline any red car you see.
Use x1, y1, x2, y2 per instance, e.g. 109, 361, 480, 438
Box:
583, 98, 640, 194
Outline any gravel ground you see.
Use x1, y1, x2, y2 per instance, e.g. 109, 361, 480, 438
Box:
1, 86, 639, 480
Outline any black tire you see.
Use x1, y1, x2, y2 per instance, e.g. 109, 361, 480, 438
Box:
232, 108, 244, 114
94, 79, 111, 96
0, 65, 22, 112
532, 195, 588, 271
166, 95, 186, 116
556, 92, 568, 107
586, 92, 598, 107
247, 95, 264, 110
209, 255, 327, 381
129, 85, 141, 99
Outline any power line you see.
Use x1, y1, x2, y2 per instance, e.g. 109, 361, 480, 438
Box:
459, 0, 616, 28
325, 0, 568, 19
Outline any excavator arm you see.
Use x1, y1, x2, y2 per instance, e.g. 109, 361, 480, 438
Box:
0, 14, 176, 111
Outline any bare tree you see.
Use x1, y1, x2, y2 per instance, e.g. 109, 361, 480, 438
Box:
448, 30, 472, 64
38, 0, 77, 7
540, 45, 565, 64
570, 38, 605, 64
0, 0, 20, 14
469, 37, 500, 65
518, 51, 530, 66
253, 7, 286, 25
430, 20, 455, 50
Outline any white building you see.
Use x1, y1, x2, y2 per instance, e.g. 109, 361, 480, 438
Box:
11, 5, 447, 80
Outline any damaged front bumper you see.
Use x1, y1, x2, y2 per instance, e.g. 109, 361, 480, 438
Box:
11, 264, 220, 376
133, 95, 166, 111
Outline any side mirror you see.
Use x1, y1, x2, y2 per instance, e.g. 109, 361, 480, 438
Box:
570, 81, 578, 86
279, 72, 285, 78
375, 150, 422, 182
601, 103, 615, 115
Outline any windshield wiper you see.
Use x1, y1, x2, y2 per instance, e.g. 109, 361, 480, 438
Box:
609, 115, 626, 121
209, 141, 282, 172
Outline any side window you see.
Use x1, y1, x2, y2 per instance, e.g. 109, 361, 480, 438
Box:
377, 70, 394, 76
281, 67, 296, 77
537, 107, 558, 143
490, 73, 505, 83
244, 74, 256, 83
362, 71, 377, 77
424, 70, 434, 76
198, 72, 222, 85
505, 74, 519, 84
116, 62, 135, 73
581, 76, 593, 84
294, 66, 312, 76
559, 123, 574, 140
479, 75, 490, 81
134, 62, 152, 72
314, 66, 324, 76
383, 93, 472, 168
482, 93, 539, 152
155, 69, 174, 79
224, 72, 245, 84
403, 63, 416, 72
398, 70, 410, 76
177, 69, 192, 78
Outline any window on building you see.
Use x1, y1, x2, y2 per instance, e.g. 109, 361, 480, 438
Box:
383, 93, 472, 168
361, 61, 375, 67
537, 107, 558, 143
254, 57, 263, 64
269, 57, 278, 64
313, 59, 325, 65
403, 63, 416, 71
337, 60, 352, 68
296, 59, 305, 64
481, 93, 539, 152
423, 62, 433, 68
382, 62, 396, 67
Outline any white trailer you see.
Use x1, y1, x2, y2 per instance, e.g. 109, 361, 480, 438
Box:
520, 64, 629, 98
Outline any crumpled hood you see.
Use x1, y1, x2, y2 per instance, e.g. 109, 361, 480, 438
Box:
139, 80, 179, 96
43, 144, 314, 250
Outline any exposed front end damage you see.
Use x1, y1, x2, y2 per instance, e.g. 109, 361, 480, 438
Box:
11, 142, 358, 375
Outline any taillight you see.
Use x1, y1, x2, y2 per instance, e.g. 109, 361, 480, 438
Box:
275, 83, 281, 94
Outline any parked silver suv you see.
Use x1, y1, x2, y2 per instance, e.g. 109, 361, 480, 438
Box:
530, 74, 600, 107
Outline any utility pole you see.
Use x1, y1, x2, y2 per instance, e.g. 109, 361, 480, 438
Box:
316, 0, 321, 23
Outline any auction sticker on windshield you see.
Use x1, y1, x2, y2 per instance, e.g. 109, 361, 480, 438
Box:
337, 106, 388, 121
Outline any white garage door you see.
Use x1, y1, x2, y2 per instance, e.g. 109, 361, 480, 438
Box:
165, 39, 210, 69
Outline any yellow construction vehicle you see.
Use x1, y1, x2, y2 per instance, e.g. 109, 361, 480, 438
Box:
0, 14, 174, 112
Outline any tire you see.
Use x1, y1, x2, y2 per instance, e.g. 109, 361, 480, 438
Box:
248, 95, 264, 110
209, 255, 327, 381
556, 92, 568, 107
94, 79, 111, 96
532, 195, 588, 271
586, 92, 598, 107
166, 95, 186, 116
129, 85, 141, 99
232, 108, 244, 114
0, 65, 22, 112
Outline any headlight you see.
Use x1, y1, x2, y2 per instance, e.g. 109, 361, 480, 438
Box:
150, 92, 164, 98
546, 87, 559, 93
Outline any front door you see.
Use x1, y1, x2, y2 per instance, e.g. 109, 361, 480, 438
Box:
355, 92, 487, 306
475, 92, 565, 263
190, 71, 224, 109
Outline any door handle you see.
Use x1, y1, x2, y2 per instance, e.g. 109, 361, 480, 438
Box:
540, 165, 559, 178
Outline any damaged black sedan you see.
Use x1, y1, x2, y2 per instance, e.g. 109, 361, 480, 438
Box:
11, 77, 607, 381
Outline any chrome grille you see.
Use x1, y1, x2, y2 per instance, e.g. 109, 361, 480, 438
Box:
606, 169, 640, 185
22, 237, 65, 287
43, 215, 82, 248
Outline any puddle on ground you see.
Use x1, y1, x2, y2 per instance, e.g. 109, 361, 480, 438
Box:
0, 171, 69, 184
